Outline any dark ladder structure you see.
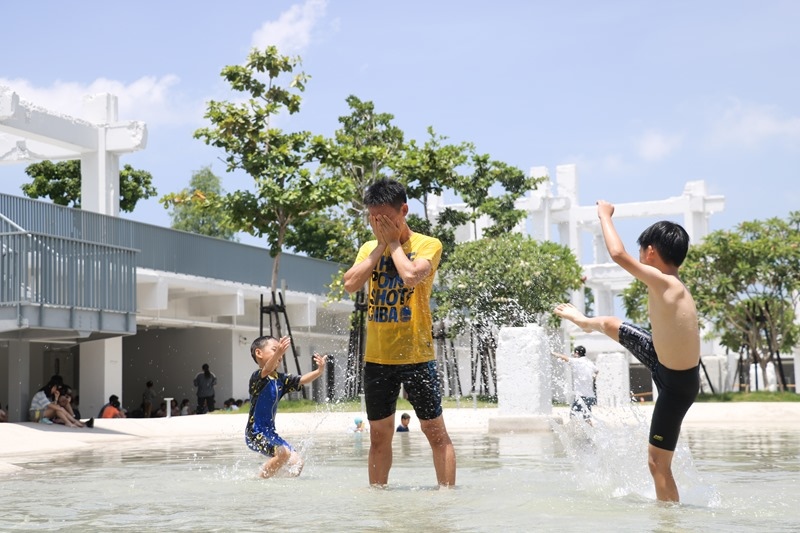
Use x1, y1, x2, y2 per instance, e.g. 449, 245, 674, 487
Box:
259, 290, 307, 399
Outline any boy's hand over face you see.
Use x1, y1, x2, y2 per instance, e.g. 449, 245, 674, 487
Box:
596, 200, 615, 219
377, 214, 402, 243
369, 215, 386, 244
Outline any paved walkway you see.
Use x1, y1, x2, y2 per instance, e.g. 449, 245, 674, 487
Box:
1, 403, 797, 471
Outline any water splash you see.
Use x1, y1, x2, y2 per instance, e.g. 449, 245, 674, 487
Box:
552, 404, 719, 506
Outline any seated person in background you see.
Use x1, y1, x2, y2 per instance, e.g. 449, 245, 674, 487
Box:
29, 375, 63, 422
100, 398, 126, 419
70, 395, 82, 420
98, 394, 120, 417
52, 385, 94, 428
0, 403, 7, 423
31, 382, 91, 427
396, 412, 411, 432
180, 399, 192, 416
154, 401, 167, 417
171, 401, 180, 417
127, 403, 146, 418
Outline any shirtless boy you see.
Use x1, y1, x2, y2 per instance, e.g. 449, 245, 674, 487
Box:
554, 200, 700, 503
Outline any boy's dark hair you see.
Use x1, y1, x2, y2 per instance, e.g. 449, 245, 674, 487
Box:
401, 413, 411, 420
146, 380, 153, 387
637, 221, 690, 267
574, 346, 586, 357
364, 178, 407, 209
250, 335, 278, 363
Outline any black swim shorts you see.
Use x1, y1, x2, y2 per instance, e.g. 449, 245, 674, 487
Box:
618, 322, 700, 451
364, 361, 443, 421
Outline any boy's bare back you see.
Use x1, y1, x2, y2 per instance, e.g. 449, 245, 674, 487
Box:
596, 200, 699, 371
646, 273, 700, 371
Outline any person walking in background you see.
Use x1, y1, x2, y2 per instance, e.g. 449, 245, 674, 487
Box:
552, 346, 599, 423
554, 200, 700, 503
245, 335, 327, 478
142, 380, 156, 418
343, 178, 456, 488
194, 363, 217, 414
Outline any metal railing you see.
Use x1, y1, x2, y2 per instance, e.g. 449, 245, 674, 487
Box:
0, 230, 137, 312
0, 193, 345, 297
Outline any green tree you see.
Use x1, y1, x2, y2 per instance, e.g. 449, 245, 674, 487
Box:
183, 46, 348, 294
287, 95, 406, 264
394, 127, 472, 263
161, 166, 237, 240
622, 213, 800, 390
436, 233, 584, 393
452, 153, 545, 239
21, 160, 156, 212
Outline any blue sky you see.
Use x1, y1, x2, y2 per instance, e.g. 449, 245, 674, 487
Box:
1, 1, 799, 251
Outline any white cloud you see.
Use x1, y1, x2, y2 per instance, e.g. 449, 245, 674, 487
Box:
251, 0, 328, 55
636, 130, 683, 161
709, 100, 800, 149
0, 76, 191, 127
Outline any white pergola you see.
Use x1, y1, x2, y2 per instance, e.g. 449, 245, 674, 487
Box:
0, 86, 147, 215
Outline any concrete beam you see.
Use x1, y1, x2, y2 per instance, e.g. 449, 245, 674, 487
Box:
0, 87, 98, 152
186, 292, 245, 317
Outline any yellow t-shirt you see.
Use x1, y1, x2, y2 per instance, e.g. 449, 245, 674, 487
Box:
355, 233, 442, 365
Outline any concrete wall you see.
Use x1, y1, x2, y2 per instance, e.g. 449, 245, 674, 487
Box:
122, 328, 236, 413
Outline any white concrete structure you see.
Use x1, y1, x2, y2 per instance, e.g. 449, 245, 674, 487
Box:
595, 352, 630, 407
1, 88, 146, 418
489, 324, 557, 432
0, 88, 351, 421
428, 163, 729, 395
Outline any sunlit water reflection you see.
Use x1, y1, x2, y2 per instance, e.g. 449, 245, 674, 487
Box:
2, 421, 798, 532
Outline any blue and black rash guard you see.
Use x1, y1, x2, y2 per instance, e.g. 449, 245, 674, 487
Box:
245, 369, 301, 457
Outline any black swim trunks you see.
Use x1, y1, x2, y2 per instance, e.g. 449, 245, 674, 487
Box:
618, 322, 700, 451
364, 361, 443, 421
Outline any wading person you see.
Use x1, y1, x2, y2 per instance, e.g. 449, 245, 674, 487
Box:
344, 178, 456, 488
552, 345, 598, 424
554, 200, 700, 503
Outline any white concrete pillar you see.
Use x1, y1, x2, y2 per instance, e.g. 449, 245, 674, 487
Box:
795, 352, 799, 394
595, 352, 630, 407
80, 337, 123, 418
7, 340, 30, 422
80, 93, 120, 216
495, 325, 552, 416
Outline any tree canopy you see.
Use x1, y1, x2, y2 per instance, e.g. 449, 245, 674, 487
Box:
171, 46, 350, 292
436, 233, 584, 334
21, 160, 156, 212
161, 166, 237, 241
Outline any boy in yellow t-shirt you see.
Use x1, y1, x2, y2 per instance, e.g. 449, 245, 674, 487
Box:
344, 178, 455, 488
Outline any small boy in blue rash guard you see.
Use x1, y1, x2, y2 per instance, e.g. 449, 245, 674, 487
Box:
245, 335, 327, 478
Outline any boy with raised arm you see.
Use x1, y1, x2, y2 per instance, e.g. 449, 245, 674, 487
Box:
245, 335, 327, 478
554, 200, 700, 503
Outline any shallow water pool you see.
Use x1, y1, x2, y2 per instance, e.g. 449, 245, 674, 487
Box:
2, 422, 798, 532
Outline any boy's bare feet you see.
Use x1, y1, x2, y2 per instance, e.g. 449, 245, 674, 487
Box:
553, 303, 591, 332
